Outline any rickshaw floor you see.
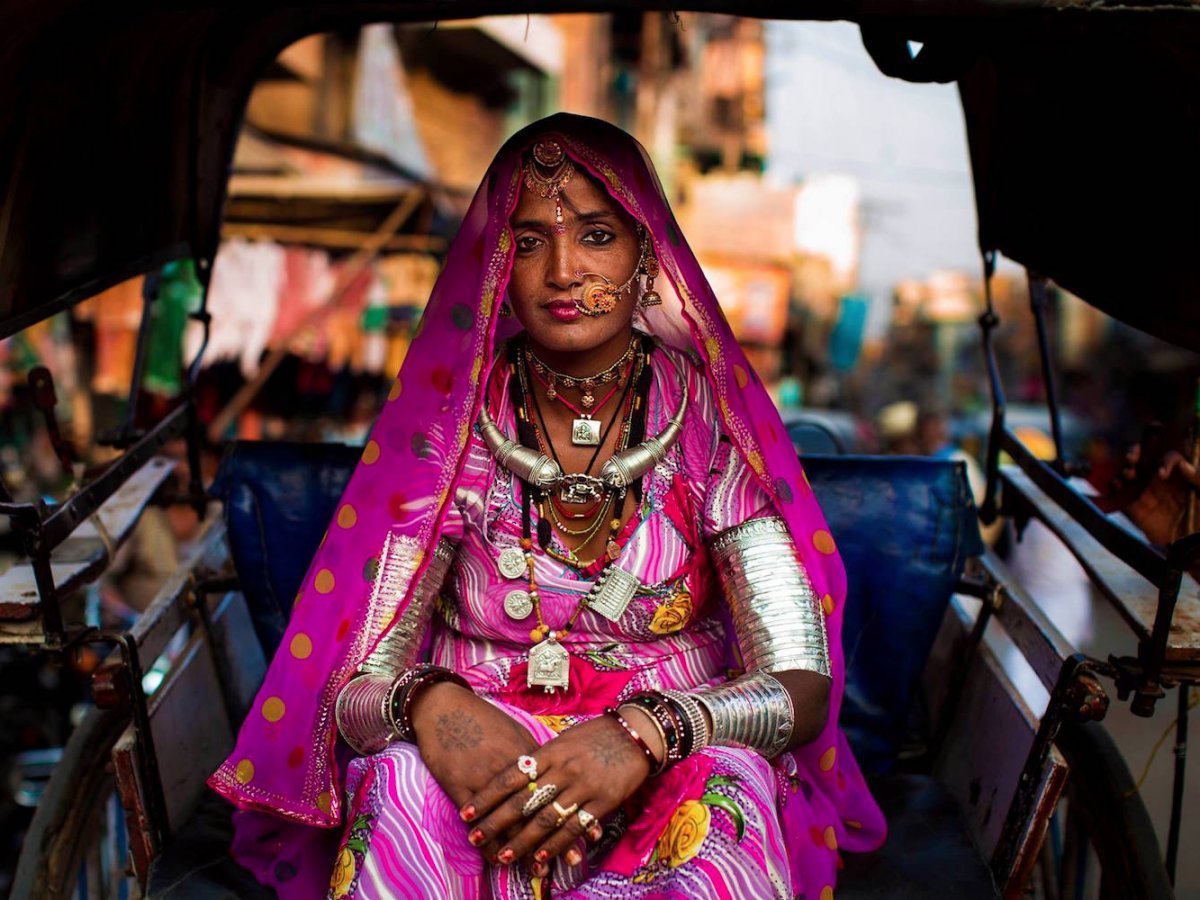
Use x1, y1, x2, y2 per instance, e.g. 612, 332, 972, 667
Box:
146, 793, 274, 899
150, 774, 996, 898
838, 773, 999, 899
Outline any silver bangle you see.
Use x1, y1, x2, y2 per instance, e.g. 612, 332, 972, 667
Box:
661, 689, 710, 756
709, 516, 830, 678
357, 536, 456, 679
692, 672, 795, 759
334, 674, 400, 756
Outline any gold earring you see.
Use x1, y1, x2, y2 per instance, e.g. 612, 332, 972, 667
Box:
639, 233, 662, 308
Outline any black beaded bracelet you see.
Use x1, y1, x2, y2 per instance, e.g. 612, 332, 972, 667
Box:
389, 664, 471, 742
625, 693, 685, 769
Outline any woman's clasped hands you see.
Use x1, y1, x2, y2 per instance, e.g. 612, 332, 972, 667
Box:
456, 711, 659, 879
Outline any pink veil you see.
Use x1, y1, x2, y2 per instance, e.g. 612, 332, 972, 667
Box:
209, 115, 882, 862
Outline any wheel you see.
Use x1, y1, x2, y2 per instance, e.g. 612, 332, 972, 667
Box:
1040, 720, 1175, 900
10, 705, 132, 899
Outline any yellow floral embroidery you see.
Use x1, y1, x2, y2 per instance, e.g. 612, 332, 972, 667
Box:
535, 714, 570, 733
330, 847, 355, 898
656, 800, 710, 869
704, 336, 721, 363
498, 230, 512, 253
649, 588, 693, 635
746, 450, 765, 477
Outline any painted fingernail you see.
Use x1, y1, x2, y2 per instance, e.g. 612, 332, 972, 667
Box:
587, 824, 603, 842
565, 848, 582, 866
498, 848, 515, 865
534, 849, 549, 863
460, 804, 476, 822
468, 829, 485, 846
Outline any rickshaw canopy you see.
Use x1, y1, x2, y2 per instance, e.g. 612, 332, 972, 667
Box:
1, 0, 1197, 345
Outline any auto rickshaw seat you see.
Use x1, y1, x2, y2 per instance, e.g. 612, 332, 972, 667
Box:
147, 443, 1017, 896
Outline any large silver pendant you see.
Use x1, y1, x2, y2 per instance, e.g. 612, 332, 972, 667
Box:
570, 417, 601, 446
528, 637, 570, 692
559, 473, 606, 505
504, 589, 534, 620
498, 547, 527, 580
588, 567, 639, 622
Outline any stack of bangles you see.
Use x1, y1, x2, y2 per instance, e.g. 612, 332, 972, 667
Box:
604, 689, 711, 777
336, 663, 471, 754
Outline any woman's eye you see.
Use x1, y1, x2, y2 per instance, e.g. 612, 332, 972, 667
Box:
516, 236, 542, 253
582, 230, 615, 245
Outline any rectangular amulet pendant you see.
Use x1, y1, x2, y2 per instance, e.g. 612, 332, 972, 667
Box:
527, 637, 570, 692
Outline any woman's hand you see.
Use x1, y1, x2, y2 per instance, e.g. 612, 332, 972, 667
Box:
410, 682, 538, 816
458, 712, 656, 877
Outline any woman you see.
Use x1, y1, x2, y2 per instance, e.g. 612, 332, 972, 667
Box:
210, 114, 884, 899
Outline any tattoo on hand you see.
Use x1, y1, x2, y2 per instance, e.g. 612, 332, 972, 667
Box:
590, 734, 629, 769
436, 712, 484, 751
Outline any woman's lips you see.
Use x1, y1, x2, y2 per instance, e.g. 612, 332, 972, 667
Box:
545, 300, 581, 322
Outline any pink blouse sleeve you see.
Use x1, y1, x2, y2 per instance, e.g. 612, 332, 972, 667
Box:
702, 435, 779, 539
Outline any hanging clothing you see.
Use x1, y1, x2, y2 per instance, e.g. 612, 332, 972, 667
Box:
185, 238, 284, 378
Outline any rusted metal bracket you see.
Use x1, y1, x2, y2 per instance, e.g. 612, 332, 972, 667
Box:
994, 652, 1110, 880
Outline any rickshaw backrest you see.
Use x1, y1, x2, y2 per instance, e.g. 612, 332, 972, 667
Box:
212, 443, 981, 776
801, 455, 984, 774
210, 441, 362, 656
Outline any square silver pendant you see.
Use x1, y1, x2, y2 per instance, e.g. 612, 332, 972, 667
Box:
588, 567, 640, 622
570, 417, 601, 446
528, 638, 571, 692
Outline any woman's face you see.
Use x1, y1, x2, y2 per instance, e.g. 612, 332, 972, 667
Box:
507, 166, 641, 358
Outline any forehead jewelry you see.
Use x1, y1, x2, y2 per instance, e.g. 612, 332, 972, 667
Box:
524, 139, 574, 235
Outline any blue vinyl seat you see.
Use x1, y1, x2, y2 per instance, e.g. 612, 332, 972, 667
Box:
152, 444, 992, 898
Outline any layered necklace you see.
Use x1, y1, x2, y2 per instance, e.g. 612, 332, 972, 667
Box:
480, 334, 690, 691
521, 342, 642, 564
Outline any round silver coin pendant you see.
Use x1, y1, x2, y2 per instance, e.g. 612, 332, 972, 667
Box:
498, 547, 527, 580
504, 589, 534, 620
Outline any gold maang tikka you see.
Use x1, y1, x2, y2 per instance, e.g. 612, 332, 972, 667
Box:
523, 139, 574, 235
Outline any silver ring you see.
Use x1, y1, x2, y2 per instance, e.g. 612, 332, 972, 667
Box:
577, 808, 597, 830
522, 783, 558, 817
516, 754, 538, 781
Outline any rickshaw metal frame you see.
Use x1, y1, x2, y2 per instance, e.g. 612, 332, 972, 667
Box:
976, 249, 1200, 886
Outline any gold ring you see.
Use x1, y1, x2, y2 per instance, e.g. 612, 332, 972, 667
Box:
551, 800, 579, 827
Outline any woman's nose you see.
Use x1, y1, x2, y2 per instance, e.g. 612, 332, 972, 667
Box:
547, 238, 578, 291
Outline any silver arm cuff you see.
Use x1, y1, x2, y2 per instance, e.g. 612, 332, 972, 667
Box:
693, 672, 796, 759
357, 537, 456, 678
709, 516, 831, 679
335, 537, 455, 754
335, 674, 397, 756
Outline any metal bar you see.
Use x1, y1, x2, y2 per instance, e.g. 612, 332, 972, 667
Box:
1165, 684, 1190, 885
978, 250, 1005, 525
32, 404, 188, 552
1000, 429, 1168, 585
1027, 273, 1067, 471
30, 545, 65, 646
975, 552, 1077, 695
110, 630, 168, 852
112, 273, 159, 447
993, 653, 1093, 880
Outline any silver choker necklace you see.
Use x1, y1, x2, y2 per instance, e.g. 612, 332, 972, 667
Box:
477, 345, 688, 504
